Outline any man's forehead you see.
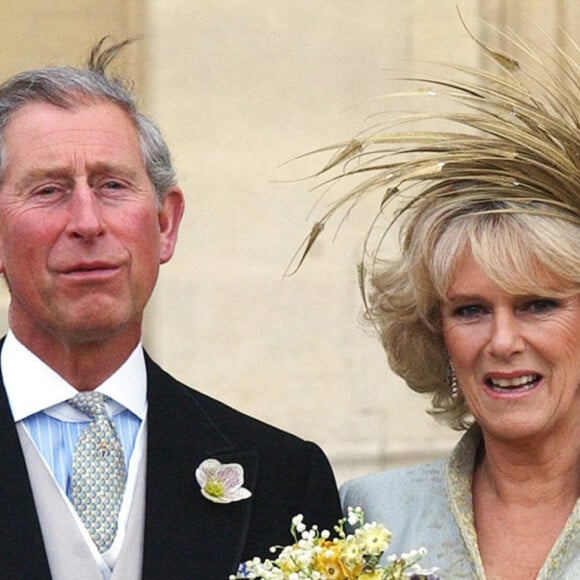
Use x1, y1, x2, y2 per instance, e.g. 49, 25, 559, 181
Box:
3, 101, 140, 155
6, 100, 136, 137
0, 101, 147, 183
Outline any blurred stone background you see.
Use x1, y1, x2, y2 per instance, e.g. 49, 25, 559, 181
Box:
0, 0, 577, 484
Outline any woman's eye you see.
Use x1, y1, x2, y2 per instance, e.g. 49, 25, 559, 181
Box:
452, 304, 486, 319
522, 299, 559, 314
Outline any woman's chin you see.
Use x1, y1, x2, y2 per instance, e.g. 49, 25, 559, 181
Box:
477, 412, 558, 445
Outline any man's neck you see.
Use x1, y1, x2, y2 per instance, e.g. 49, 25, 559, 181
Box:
9, 327, 142, 391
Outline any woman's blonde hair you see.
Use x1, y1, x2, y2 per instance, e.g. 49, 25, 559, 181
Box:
372, 199, 580, 429
297, 29, 580, 429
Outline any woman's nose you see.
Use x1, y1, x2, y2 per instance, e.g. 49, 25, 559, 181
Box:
488, 310, 525, 359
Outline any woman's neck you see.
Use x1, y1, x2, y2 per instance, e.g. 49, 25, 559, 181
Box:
476, 424, 580, 506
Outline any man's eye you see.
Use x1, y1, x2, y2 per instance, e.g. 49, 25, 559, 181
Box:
102, 181, 124, 190
36, 185, 60, 196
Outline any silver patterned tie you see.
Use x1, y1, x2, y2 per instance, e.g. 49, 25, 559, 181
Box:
69, 391, 127, 553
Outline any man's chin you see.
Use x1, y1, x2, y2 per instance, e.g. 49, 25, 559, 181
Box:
51, 310, 143, 347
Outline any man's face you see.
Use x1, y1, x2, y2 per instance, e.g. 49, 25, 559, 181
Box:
0, 101, 183, 350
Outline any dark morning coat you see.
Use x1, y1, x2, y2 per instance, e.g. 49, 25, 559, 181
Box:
0, 350, 342, 579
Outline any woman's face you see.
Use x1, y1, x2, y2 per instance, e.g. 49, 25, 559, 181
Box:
440, 250, 580, 444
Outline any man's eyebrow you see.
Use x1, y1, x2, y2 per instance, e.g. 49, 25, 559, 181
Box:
14, 167, 72, 189
15, 163, 141, 188
88, 161, 141, 180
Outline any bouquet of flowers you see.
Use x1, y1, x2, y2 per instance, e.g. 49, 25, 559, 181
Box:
231, 507, 440, 579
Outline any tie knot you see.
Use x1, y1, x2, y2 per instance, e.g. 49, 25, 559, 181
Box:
69, 391, 107, 419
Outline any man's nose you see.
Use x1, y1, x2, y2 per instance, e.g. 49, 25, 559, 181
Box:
488, 310, 524, 359
65, 185, 105, 239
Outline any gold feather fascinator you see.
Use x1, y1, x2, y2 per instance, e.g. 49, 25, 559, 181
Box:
288, 26, 580, 275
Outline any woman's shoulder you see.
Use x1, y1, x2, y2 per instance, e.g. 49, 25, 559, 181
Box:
339, 459, 459, 570
341, 459, 446, 500
339, 460, 448, 530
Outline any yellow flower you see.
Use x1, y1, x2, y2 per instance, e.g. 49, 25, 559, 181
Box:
358, 572, 383, 580
339, 537, 363, 577
355, 522, 392, 556
315, 542, 349, 580
277, 545, 303, 574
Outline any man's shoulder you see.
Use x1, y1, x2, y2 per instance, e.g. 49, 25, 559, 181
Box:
146, 354, 319, 453
146, 355, 342, 553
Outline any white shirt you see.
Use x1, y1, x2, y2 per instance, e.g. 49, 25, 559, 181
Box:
1, 330, 148, 578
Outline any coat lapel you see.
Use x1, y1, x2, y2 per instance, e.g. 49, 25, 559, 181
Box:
0, 363, 52, 578
142, 357, 257, 579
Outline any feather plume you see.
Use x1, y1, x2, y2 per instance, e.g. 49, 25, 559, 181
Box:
290, 27, 579, 273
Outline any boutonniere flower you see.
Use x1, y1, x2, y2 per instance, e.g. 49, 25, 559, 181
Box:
196, 458, 252, 503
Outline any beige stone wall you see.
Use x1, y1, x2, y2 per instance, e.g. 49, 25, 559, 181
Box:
0, 1, 143, 75
0, 1, 577, 485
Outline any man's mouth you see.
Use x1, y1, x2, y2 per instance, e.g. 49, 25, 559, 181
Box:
66, 262, 115, 272
58, 263, 121, 282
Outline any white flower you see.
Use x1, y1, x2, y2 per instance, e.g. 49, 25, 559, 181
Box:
346, 505, 363, 526
292, 514, 306, 533
195, 458, 252, 503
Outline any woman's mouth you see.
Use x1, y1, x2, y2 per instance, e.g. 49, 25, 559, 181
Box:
486, 374, 541, 393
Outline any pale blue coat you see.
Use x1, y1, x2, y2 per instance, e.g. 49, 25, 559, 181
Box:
340, 428, 580, 579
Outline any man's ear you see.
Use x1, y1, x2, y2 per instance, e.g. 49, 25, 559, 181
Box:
158, 187, 185, 264
0, 240, 5, 275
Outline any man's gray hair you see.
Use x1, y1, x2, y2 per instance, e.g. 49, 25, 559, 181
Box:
0, 37, 176, 201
